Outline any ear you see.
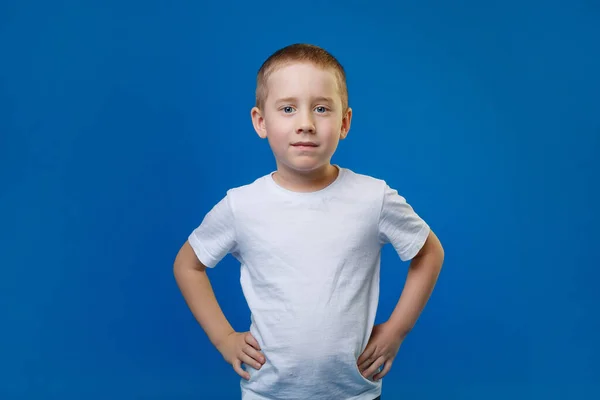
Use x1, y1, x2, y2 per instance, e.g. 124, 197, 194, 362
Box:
340, 107, 352, 140
251, 107, 267, 139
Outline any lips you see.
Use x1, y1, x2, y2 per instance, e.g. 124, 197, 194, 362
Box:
291, 142, 318, 147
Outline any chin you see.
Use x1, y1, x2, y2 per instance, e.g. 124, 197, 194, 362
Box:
282, 158, 328, 173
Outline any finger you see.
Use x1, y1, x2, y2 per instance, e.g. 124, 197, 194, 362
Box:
233, 359, 250, 381
245, 333, 262, 350
362, 356, 386, 379
359, 355, 376, 372
373, 360, 392, 381
243, 344, 266, 364
358, 348, 379, 372
239, 351, 264, 370
357, 345, 376, 365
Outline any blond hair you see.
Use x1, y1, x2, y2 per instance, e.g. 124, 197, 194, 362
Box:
255, 43, 349, 112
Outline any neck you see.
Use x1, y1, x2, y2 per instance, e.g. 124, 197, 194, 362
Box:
272, 163, 339, 193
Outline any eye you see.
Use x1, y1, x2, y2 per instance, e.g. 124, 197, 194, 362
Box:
315, 106, 328, 113
282, 106, 295, 113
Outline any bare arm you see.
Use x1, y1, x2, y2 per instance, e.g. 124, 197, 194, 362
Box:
357, 230, 445, 380
387, 230, 445, 338
173, 240, 266, 379
173, 240, 235, 348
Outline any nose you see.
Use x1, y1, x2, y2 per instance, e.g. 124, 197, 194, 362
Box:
296, 110, 315, 134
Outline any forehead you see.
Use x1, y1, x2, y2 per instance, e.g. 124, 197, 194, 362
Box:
265, 63, 340, 102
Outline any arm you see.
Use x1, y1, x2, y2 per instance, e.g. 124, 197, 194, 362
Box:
358, 230, 444, 380
386, 230, 445, 339
173, 240, 266, 380
173, 240, 235, 348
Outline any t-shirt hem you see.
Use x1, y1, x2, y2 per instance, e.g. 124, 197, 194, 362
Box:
240, 387, 382, 400
188, 232, 217, 268
400, 223, 431, 261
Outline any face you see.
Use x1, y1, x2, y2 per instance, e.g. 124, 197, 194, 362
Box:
251, 62, 352, 176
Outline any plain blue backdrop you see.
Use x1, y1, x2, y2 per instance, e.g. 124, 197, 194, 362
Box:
1, 0, 599, 398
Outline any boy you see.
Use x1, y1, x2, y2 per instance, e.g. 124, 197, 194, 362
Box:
174, 43, 444, 400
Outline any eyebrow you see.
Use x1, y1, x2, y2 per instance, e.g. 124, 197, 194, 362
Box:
275, 96, 334, 104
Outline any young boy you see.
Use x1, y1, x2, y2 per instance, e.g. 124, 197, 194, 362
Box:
174, 43, 444, 400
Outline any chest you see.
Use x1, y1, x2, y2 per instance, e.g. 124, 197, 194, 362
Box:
235, 200, 380, 268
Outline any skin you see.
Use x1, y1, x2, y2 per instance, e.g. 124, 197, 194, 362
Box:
251, 62, 352, 192
173, 61, 445, 382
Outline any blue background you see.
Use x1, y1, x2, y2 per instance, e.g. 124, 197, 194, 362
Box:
1, 0, 599, 398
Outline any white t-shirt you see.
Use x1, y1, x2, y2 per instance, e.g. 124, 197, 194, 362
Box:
188, 166, 430, 400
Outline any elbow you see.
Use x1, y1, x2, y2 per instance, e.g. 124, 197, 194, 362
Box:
173, 259, 185, 281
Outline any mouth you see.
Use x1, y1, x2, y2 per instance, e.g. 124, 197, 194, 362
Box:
291, 141, 319, 148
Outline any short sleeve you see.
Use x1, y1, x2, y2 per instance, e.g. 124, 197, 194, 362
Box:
378, 184, 430, 261
188, 194, 237, 268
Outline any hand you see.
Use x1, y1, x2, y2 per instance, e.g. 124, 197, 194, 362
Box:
216, 331, 266, 380
357, 322, 404, 381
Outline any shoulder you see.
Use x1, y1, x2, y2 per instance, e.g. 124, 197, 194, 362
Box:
343, 168, 384, 182
222, 173, 272, 207
339, 167, 418, 213
339, 167, 388, 194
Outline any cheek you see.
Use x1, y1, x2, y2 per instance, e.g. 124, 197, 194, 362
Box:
265, 114, 284, 131
264, 118, 288, 147
266, 116, 291, 136
321, 119, 343, 137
